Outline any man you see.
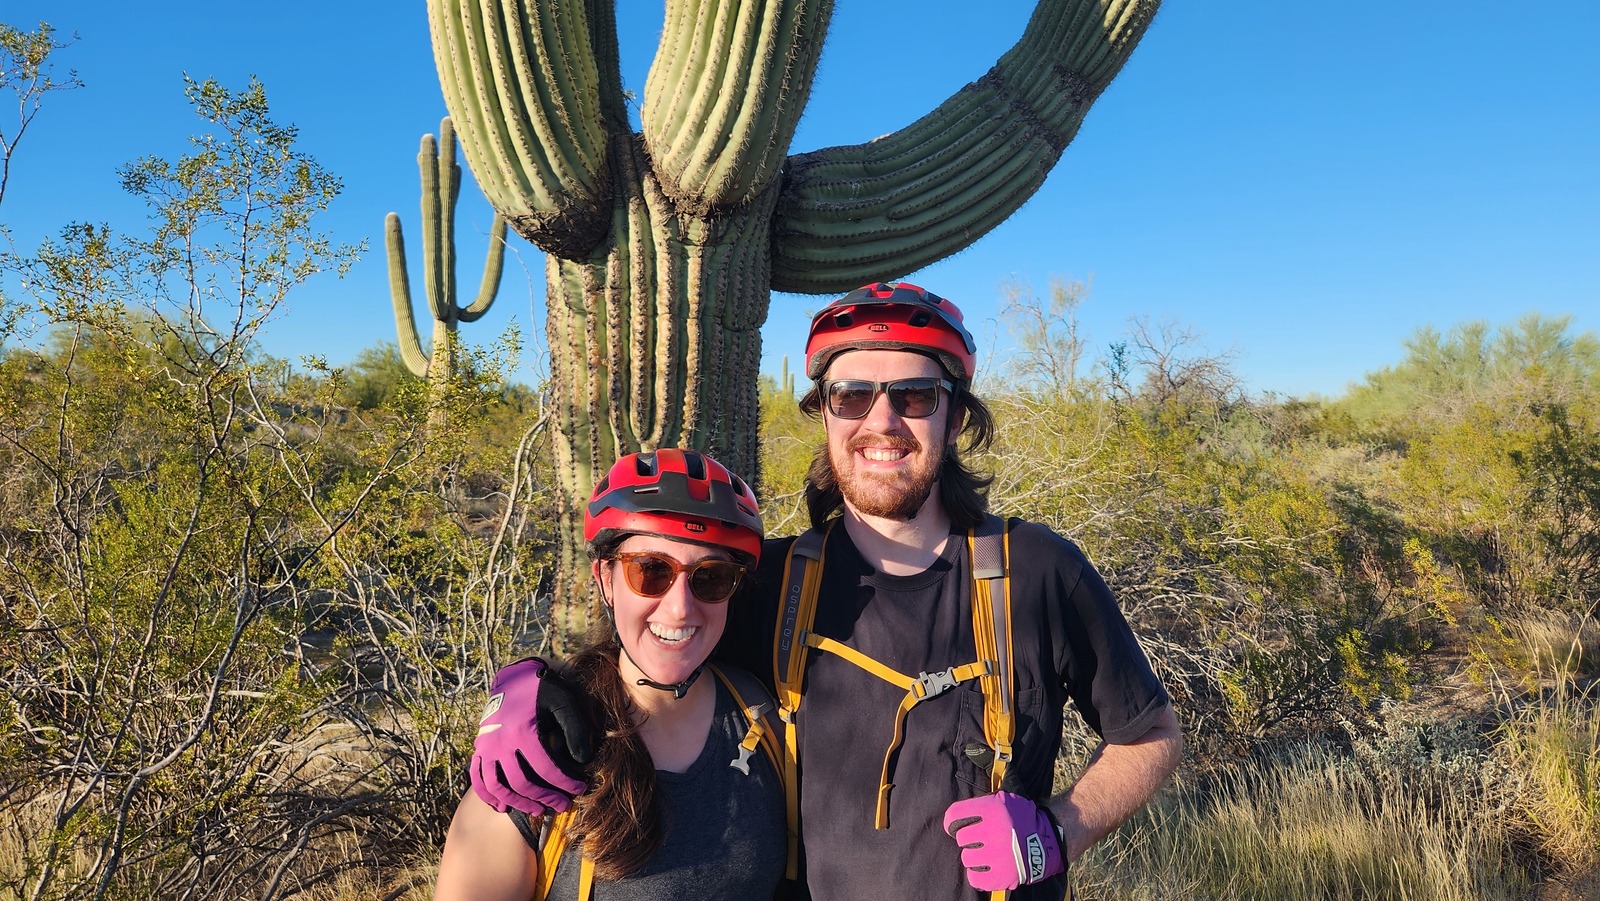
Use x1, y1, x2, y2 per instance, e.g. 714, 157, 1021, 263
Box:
474, 283, 1181, 900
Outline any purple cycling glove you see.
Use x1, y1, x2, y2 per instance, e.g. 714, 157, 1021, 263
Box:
942, 791, 1065, 892
470, 658, 593, 816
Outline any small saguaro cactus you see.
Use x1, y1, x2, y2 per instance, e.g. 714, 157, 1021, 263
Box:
385, 117, 507, 388
427, 0, 1160, 643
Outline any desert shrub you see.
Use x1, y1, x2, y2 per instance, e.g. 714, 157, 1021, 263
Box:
0, 78, 548, 900
973, 388, 1439, 758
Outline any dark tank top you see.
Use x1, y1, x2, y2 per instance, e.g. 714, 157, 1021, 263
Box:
543, 674, 787, 900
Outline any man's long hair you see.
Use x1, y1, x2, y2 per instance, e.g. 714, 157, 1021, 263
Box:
798, 381, 996, 531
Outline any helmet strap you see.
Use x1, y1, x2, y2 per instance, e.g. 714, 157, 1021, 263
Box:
622, 645, 705, 700
596, 569, 706, 701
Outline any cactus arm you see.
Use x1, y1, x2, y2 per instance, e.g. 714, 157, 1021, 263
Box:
641, 0, 832, 214
385, 213, 433, 379
583, 0, 630, 133
769, 0, 1159, 294
458, 217, 507, 323
427, 0, 613, 258
417, 132, 451, 326
441, 119, 461, 324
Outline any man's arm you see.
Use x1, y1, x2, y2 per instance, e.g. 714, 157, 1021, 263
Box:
1047, 703, 1182, 861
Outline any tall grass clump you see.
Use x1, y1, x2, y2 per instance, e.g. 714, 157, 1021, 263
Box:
1499, 678, 1600, 878
1072, 738, 1533, 901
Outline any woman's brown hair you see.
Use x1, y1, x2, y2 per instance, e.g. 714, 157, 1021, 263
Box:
561, 530, 666, 880
561, 625, 663, 880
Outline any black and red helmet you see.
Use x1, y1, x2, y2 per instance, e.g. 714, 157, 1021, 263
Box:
584, 449, 763, 564
804, 282, 977, 382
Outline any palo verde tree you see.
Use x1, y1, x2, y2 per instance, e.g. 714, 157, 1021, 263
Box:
0, 20, 83, 207
426, 0, 1161, 636
386, 116, 507, 396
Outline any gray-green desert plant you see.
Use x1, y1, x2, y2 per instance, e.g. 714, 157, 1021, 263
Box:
386, 116, 506, 391
425, 0, 1162, 639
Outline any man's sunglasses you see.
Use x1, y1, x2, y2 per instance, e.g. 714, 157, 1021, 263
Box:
821, 378, 954, 420
612, 552, 746, 604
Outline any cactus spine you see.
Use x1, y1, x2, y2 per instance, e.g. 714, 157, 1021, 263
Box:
426, 0, 1160, 645
386, 117, 507, 389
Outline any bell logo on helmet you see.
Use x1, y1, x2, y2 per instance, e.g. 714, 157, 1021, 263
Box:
684, 521, 707, 533
868, 323, 889, 332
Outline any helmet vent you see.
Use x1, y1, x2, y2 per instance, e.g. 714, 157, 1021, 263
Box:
683, 452, 706, 481
833, 312, 853, 328
635, 454, 657, 477
593, 476, 610, 496
909, 310, 932, 328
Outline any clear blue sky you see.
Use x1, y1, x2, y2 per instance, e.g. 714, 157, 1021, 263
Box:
4, 1, 1597, 397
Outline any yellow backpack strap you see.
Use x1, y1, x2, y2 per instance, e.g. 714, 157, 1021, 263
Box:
771, 524, 829, 879
577, 857, 595, 900
532, 808, 575, 901
970, 514, 1015, 790
970, 515, 1015, 901
802, 631, 988, 828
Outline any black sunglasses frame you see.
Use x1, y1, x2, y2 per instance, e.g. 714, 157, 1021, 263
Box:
611, 551, 747, 604
821, 377, 955, 420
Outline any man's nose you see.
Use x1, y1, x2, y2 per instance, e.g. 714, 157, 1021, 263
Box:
860, 387, 905, 431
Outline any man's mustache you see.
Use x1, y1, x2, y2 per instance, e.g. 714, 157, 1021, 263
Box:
844, 433, 921, 454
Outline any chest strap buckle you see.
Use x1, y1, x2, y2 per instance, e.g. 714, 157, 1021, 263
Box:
913, 664, 981, 701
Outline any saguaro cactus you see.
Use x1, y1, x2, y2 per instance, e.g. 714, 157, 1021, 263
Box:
386, 117, 507, 389
427, 0, 1160, 641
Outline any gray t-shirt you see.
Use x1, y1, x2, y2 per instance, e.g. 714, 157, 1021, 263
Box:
542, 674, 787, 900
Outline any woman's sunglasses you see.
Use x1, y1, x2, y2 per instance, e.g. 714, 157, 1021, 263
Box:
612, 552, 746, 604
821, 378, 954, 420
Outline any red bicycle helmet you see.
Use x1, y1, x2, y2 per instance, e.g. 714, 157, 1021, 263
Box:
584, 449, 763, 564
804, 282, 977, 382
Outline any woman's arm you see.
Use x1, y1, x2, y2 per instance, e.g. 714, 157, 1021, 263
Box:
434, 791, 541, 901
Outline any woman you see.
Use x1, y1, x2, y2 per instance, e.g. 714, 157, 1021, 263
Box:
435, 449, 786, 901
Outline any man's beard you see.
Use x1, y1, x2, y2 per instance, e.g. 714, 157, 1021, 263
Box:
831, 432, 945, 521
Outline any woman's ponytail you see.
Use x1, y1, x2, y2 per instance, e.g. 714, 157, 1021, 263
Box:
562, 631, 663, 880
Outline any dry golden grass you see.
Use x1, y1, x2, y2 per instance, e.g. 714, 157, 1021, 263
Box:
1068, 668, 1599, 901
1501, 682, 1600, 877
1071, 742, 1533, 901
1506, 610, 1600, 682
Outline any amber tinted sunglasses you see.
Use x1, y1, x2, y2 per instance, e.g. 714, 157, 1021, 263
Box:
612, 552, 746, 604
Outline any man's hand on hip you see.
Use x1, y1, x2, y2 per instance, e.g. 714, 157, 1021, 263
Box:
943, 790, 1065, 892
